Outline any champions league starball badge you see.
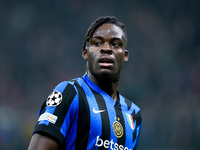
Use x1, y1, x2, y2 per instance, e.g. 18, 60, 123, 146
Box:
46, 91, 63, 107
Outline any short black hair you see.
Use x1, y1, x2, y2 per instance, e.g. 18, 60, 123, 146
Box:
83, 16, 127, 49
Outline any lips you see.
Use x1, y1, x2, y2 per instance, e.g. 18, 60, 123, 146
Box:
98, 57, 114, 67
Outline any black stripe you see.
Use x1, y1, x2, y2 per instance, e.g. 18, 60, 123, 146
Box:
125, 98, 132, 110
132, 112, 142, 150
39, 100, 48, 115
91, 89, 111, 148
53, 83, 76, 129
131, 110, 142, 143
114, 97, 126, 147
74, 81, 90, 150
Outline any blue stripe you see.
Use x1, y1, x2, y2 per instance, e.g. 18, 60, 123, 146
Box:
83, 74, 115, 106
83, 74, 117, 144
77, 78, 102, 149
119, 95, 133, 148
53, 81, 68, 93
131, 102, 140, 114
64, 94, 79, 150
101, 94, 118, 146
60, 94, 79, 137
119, 95, 141, 149
119, 95, 139, 149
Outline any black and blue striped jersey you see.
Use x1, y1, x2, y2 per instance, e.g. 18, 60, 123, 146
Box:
33, 74, 142, 150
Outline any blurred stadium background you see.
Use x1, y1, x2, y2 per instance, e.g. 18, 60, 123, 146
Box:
0, 0, 200, 149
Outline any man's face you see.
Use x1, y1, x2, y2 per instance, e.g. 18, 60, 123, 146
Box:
83, 24, 129, 81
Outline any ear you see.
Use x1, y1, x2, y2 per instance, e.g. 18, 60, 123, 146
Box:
124, 50, 129, 62
82, 48, 88, 60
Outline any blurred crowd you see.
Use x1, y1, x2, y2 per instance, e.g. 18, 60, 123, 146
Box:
0, 0, 199, 149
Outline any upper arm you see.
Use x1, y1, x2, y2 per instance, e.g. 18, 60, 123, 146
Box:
29, 81, 78, 149
28, 133, 59, 150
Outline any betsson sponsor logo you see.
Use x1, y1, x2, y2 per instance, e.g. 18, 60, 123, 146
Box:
95, 136, 131, 150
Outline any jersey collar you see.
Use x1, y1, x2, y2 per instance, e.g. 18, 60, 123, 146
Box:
82, 74, 120, 106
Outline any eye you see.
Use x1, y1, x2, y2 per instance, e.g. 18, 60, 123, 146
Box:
94, 41, 102, 46
91, 39, 103, 47
111, 42, 122, 48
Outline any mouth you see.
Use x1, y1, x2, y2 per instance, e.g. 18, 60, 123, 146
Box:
98, 57, 114, 67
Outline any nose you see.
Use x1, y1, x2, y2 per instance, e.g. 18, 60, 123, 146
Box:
100, 42, 112, 54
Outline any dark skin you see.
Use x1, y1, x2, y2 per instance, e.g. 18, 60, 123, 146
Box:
83, 24, 129, 101
28, 23, 129, 150
28, 133, 59, 150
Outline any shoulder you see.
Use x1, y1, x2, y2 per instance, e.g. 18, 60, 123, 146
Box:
120, 95, 141, 116
53, 77, 81, 94
127, 98, 140, 113
119, 95, 142, 128
47, 78, 80, 105
51, 77, 88, 101
125, 98, 142, 122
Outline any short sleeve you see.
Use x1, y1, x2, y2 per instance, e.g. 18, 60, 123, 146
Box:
33, 81, 78, 144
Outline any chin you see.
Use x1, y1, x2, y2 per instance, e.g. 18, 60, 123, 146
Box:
94, 71, 119, 83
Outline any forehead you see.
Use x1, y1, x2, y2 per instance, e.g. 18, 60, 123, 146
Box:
92, 24, 125, 40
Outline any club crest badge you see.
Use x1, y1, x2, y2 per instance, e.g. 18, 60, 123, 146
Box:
46, 91, 62, 107
113, 119, 123, 138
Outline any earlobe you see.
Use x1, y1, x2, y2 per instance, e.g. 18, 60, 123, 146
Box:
82, 48, 88, 60
124, 50, 129, 62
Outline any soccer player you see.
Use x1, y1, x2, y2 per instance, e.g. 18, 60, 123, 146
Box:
28, 16, 142, 150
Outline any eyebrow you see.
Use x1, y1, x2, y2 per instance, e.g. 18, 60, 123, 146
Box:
91, 36, 103, 40
92, 36, 123, 42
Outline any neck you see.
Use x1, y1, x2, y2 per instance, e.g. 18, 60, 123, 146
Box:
86, 71, 119, 102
